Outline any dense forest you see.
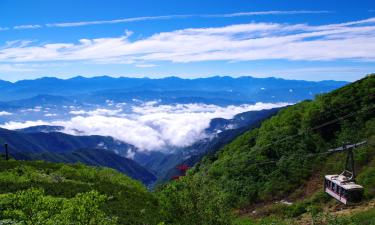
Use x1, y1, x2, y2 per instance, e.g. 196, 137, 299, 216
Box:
0, 74, 374, 224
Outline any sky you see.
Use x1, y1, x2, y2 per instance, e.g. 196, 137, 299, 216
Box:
0, 0, 375, 82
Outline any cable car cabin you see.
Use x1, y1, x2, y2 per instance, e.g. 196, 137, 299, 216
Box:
324, 175, 363, 205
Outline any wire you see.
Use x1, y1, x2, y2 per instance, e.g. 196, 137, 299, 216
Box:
245, 140, 369, 167
238, 104, 375, 167
198, 101, 375, 175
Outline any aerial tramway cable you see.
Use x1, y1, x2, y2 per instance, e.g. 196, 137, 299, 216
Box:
241, 104, 374, 166
196, 103, 375, 173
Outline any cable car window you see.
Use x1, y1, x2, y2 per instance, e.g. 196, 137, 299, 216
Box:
348, 190, 363, 202
343, 189, 348, 199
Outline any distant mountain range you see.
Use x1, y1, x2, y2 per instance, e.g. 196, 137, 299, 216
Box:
0, 127, 156, 185
0, 76, 347, 104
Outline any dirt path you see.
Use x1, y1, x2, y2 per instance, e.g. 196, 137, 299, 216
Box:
331, 199, 375, 217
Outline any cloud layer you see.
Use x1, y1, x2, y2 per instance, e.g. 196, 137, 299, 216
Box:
0, 111, 12, 116
1, 10, 330, 31
1, 17, 375, 64
0, 102, 288, 152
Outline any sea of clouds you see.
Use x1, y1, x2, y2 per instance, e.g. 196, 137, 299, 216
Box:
0, 102, 289, 152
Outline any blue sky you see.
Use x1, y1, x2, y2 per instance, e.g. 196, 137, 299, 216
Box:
0, 0, 375, 82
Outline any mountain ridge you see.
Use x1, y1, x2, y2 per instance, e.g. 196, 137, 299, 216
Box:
0, 127, 157, 185
13, 148, 156, 185
0, 75, 348, 102
0, 75, 349, 84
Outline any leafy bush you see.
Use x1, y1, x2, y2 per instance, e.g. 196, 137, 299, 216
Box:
157, 175, 233, 225
357, 159, 375, 199
0, 161, 162, 225
0, 188, 117, 225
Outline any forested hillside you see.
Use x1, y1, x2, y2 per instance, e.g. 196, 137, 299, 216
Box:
14, 149, 156, 185
0, 160, 162, 224
0, 128, 156, 185
157, 74, 375, 224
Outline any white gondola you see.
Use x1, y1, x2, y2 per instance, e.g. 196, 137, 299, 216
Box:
324, 173, 363, 205
324, 141, 366, 205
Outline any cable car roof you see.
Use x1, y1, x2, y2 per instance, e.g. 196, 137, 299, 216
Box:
325, 175, 364, 190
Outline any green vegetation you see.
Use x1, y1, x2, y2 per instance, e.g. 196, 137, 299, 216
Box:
0, 188, 116, 225
0, 74, 374, 224
157, 175, 233, 225
0, 161, 161, 225
188, 74, 374, 207
155, 74, 375, 224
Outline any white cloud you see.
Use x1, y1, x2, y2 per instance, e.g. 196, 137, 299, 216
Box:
207, 10, 331, 18
126, 149, 136, 159
0, 64, 36, 72
20, 107, 42, 113
38, 11, 328, 28
135, 63, 157, 68
69, 110, 86, 115
0, 102, 289, 152
46, 15, 191, 27
44, 113, 58, 117
13, 24, 42, 30
0, 111, 12, 116
1, 17, 375, 63
69, 108, 123, 116
0, 11, 332, 32
1, 120, 46, 129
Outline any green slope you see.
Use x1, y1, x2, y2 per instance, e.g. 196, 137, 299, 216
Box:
192, 74, 374, 205
14, 148, 157, 185
0, 128, 156, 185
0, 160, 162, 225
156, 74, 375, 225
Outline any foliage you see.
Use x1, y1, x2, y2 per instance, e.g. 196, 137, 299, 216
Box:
308, 207, 375, 225
0, 75, 373, 224
187, 75, 375, 207
0, 161, 162, 225
357, 158, 375, 199
0, 188, 117, 225
157, 175, 233, 225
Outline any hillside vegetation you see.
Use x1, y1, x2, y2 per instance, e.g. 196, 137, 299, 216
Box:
0, 160, 161, 225
0, 128, 156, 185
0, 75, 373, 225
157, 74, 375, 224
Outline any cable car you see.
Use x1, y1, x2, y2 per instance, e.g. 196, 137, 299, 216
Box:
324, 142, 366, 205
324, 174, 363, 205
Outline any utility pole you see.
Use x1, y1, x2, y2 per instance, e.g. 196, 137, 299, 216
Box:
344, 145, 356, 182
5, 143, 8, 161
328, 141, 367, 182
